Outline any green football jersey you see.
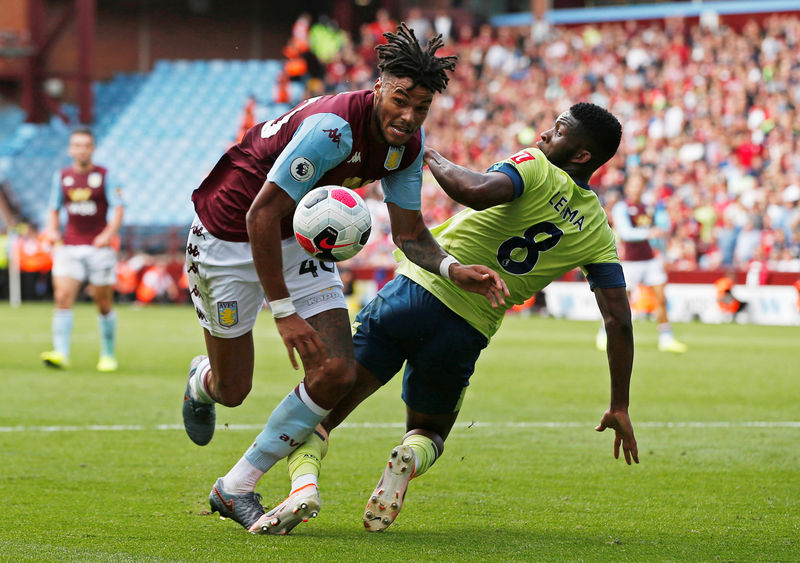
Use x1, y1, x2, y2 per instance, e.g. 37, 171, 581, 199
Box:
396, 147, 621, 339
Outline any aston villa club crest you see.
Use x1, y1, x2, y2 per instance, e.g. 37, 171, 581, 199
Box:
217, 301, 239, 328
384, 146, 404, 171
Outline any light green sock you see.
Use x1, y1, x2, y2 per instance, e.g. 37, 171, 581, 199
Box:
287, 426, 329, 489
402, 434, 440, 478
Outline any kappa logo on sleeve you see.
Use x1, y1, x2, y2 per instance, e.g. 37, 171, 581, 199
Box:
290, 157, 315, 182
322, 127, 342, 147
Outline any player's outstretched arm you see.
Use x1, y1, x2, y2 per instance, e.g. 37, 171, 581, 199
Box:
424, 147, 515, 210
387, 203, 508, 307
593, 285, 638, 464
247, 181, 326, 370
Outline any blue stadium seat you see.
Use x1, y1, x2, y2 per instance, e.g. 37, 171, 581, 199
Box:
4, 60, 282, 230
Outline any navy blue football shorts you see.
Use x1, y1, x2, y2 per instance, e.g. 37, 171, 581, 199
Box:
353, 275, 489, 415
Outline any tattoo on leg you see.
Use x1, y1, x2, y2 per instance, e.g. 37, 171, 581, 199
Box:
307, 309, 354, 361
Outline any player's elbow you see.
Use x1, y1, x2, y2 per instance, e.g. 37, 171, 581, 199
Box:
245, 204, 270, 234
457, 177, 511, 210
391, 232, 410, 251
464, 195, 492, 211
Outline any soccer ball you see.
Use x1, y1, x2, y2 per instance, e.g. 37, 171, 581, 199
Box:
293, 186, 372, 262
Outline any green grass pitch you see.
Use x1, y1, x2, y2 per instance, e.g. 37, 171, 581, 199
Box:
1, 302, 798, 561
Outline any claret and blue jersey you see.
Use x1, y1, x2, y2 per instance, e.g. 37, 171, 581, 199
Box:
397, 147, 626, 339
192, 90, 425, 242
48, 165, 124, 246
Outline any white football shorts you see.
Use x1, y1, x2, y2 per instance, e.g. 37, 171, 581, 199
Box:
52, 244, 118, 286
621, 257, 668, 288
185, 216, 346, 338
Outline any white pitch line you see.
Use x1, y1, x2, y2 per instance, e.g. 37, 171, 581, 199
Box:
0, 421, 799, 433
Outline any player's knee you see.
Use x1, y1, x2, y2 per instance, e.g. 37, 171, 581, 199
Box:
54, 288, 72, 308
215, 387, 249, 407
212, 373, 252, 407
322, 357, 357, 396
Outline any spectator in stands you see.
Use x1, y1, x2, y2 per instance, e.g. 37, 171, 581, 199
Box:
136, 257, 179, 304
308, 15, 348, 65
40, 127, 124, 372
405, 8, 432, 45
237, 95, 256, 143
365, 8, 396, 46
714, 276, 748, 322
433, 9, 453, 43
15, 223, 52, 301
115, 253, 140, 303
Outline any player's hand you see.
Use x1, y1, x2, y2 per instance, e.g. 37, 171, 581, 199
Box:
450, 264, 509, 308
92, 232, 112, 247
422, 146, 439, 166
595, 408, 639, 465
42, 230, 61, 246
274, 313, 327, 371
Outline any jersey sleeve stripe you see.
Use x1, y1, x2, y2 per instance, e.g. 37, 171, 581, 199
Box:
487, 162, 524, 200
584, 262, 626, 290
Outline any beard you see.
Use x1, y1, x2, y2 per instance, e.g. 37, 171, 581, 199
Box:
372, 96, 412, 148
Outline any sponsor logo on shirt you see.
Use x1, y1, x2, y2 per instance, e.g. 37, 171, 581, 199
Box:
347, 152, 362, 164
290, 157, 315, 182
67, 201, 97, 216
68, 188, 92, 202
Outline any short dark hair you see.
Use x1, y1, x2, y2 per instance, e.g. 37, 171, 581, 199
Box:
569, 102, 622, 167
70, 126, 94, 140
376, 22, 458, 94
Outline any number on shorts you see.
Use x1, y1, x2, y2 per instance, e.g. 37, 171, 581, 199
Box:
299, 259, 334, 278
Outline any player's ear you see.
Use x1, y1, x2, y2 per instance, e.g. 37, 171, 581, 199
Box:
373, 76, 383, 98
572, 148, 591, 164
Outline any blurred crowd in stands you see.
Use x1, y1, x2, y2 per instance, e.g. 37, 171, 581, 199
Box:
271, 8, 800, 278
5, 7, 800, 306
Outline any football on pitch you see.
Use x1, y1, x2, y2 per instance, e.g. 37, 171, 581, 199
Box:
293, 186, 372, 262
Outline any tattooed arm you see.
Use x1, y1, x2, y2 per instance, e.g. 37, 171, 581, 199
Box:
387, 203, 508, 307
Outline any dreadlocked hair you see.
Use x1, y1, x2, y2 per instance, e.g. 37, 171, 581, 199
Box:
376, 22, 458, 93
